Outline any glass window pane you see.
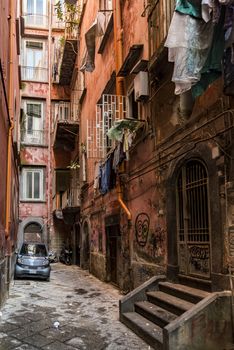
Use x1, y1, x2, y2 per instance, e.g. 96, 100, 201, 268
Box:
64, 106, 69, 120
36, 0, 44, 14
27, 103, 41, 117
34, 172, 40, 199
27, 0, 34, 13
26, 172, 32, 198
107, 0, 112, 10
27, 116, 33, 134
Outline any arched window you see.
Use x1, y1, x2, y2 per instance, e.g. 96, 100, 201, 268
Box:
176, 160, 210, 278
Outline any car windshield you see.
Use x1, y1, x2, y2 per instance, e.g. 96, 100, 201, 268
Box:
20, 243, 47, 257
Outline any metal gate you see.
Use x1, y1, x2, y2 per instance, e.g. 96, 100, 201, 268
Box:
176, 160, 211, 278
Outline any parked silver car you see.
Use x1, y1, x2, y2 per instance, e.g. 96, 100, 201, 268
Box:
14, 242, 51, 281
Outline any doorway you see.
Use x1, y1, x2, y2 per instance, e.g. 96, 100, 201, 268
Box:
74, 224, 80, 266
176, 159, 211, 279
106, 224, 120, 286
82, 221, 90, 269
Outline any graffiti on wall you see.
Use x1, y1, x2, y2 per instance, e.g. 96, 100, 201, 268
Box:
135, 213, 150, 247
134, 212, 166, 262
149, 226, 166, 257
188, 244, 210, 276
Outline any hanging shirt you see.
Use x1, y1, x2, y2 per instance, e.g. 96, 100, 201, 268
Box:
165, 11, 214, 94
223, 4, 234, 95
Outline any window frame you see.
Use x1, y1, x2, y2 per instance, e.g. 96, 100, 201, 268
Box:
127, 86, 139, 119
23, 0, 48, 28
99, 0, 113, 11
21, 167, 45, 202
21, 39, 48, 82
21, 99, 44, 145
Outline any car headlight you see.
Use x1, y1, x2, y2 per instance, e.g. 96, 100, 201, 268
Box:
17, 257, 24, 264
42, 260, 49, 266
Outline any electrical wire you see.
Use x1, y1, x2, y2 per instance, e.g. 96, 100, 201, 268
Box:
128, 124, 234, 183
128, 109, 234, 179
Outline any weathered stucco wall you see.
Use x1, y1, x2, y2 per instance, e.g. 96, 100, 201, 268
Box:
122, 0, 148, 60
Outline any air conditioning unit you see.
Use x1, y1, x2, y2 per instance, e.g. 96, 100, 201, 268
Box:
134, 71, 149, 101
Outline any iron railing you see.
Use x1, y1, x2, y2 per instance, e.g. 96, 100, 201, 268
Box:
20, 129, 47, 146
21, 66, 48, 82
62, 188, 81, 209
87, 94, 127, 159
23, 13, 49, 28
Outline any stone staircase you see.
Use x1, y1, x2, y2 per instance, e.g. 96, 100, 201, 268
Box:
119, 277, 232, 350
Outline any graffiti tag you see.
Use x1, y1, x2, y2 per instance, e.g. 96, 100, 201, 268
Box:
135, 213, 150, 247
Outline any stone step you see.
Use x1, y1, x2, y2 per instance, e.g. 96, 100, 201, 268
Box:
135, 300, 177, 328
146, 291, 194, 316
158, 281, 210, 304
178, 274, 212, 292
121, 312, 163, 350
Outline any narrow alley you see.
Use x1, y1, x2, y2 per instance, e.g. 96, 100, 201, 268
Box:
0, 264, 147, 350
1, 0, 234, 348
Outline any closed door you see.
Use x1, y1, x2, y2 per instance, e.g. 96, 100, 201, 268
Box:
109, 236, 118, 284
106, 224, 120, 285
176, 160, 211, 278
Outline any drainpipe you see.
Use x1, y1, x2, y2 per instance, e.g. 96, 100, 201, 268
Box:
113, 0, 131, 221
5, 0, 15, 243
113, 0, 124, 96
47, 1, 52, 246
179, 90, 194, 119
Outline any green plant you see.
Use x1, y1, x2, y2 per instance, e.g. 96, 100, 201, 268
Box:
54, 1, 81, 26
59, 36, 65, 47
67, 160, 80, 170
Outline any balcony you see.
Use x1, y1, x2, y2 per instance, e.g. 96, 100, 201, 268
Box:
21, 66, 48, 83
53, 103, 79, 151
53, 189, 80, 224
22, 13, 48, 28
57, 10, 79, 85
148, 0, 174, 62
21, 129, 47, 146
62, 187, 80, 209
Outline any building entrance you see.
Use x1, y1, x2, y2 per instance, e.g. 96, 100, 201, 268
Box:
176, 160, 211, 278
106, 224, 120, 286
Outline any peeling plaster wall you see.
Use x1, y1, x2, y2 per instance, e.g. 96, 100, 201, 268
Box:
122, 0, 148, 61
78, 1, 115, 182
0, 0, 20, 305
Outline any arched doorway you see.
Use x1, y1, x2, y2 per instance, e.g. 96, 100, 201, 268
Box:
176, 159, 211, 279
24, 222, 42, 242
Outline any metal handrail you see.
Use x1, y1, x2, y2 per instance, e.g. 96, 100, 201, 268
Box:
21, 66, 48, 82
20, 129, 47, 145
22, 13, 49, 27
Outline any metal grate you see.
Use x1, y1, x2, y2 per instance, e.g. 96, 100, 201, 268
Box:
87, 94, 127, 159
177, 160, 210, 277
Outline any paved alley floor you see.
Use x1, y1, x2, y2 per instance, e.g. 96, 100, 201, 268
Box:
0, 263, 149, 350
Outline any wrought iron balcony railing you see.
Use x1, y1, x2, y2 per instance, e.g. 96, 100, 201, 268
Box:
21, 66, 48, 82
20, 129, 47, 146
22, 13, 49, 28
62, 188, 81, 209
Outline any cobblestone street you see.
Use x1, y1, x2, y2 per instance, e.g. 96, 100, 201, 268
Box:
0, 264, 148, 350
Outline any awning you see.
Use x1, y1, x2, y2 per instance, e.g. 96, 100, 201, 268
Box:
117, 45, 143, 77
80, 12, 106, 72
